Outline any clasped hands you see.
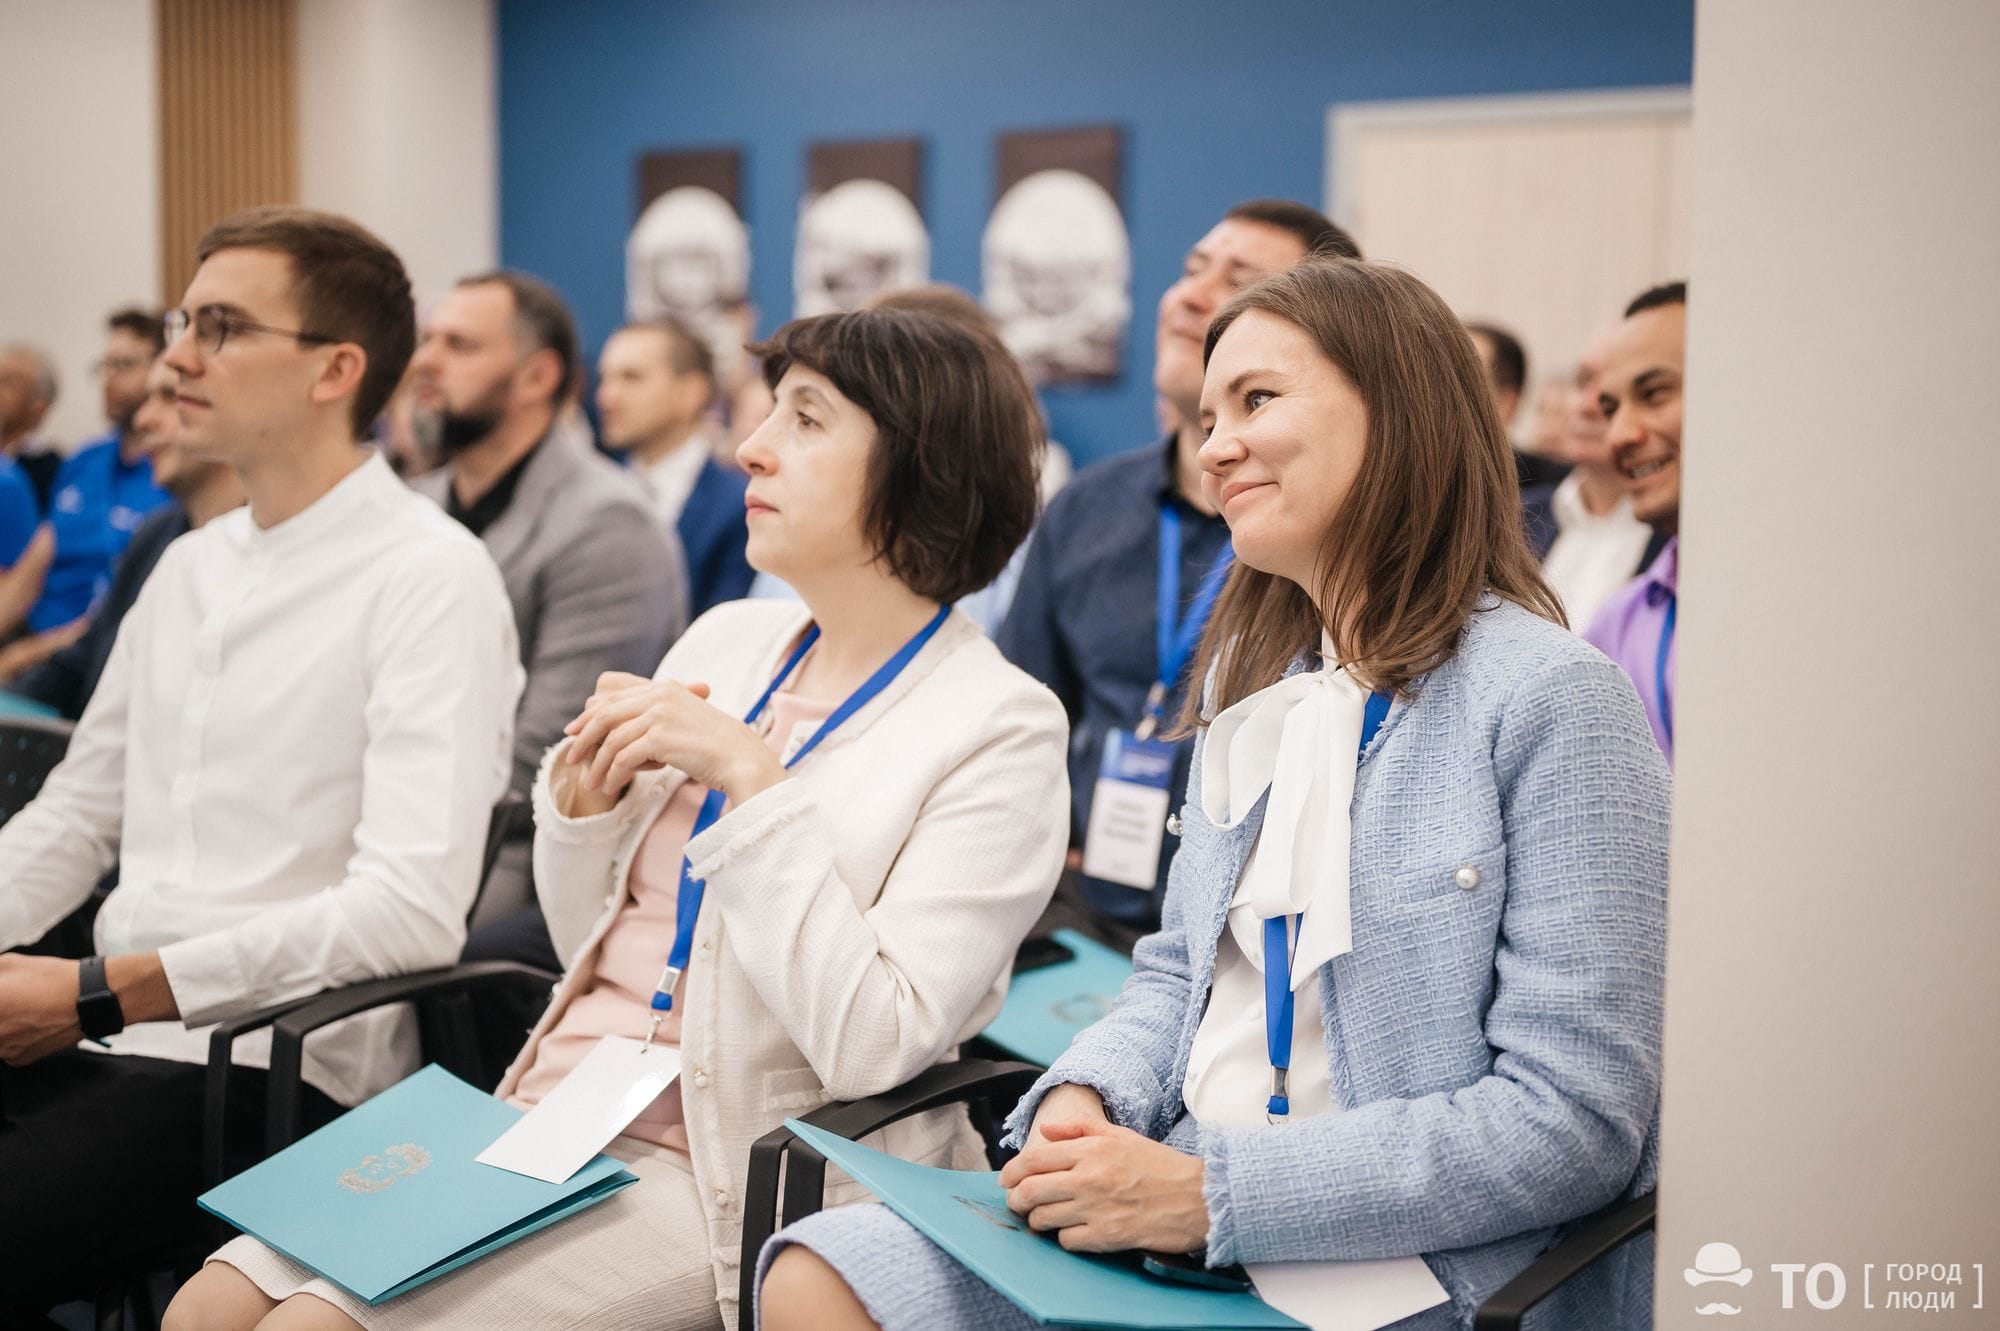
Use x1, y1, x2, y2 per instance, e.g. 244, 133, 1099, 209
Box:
1002, 1082, 1210, 1255
559, 671, 788, 816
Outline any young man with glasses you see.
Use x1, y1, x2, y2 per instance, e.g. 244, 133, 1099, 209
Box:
0, 206, 523, 1321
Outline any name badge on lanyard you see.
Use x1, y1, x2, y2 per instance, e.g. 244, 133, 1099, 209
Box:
1082, 504, 1232, 890
485, 605, 952, 1175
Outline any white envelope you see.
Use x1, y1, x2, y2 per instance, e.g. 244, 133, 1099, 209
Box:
477, 1036, 682, 1184
1248, 1254, 1451, 1331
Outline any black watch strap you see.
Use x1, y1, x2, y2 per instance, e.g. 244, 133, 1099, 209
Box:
77, 954, 126, 1041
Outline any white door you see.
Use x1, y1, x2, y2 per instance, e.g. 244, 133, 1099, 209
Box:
1328, 89, 1691, 409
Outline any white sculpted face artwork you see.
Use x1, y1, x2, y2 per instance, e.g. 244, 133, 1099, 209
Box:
983, 168, 1131, 382
627, 185, 752, 383
793, 178, 930, 317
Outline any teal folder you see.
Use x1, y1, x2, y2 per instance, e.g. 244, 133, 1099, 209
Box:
0, 690, 59, 719
982, 928, 1136, 1068
199, 1064, 638, 1305
785, 1119, 1304, 1329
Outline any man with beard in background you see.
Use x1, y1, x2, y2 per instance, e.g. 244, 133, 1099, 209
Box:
407, 270, 684, 965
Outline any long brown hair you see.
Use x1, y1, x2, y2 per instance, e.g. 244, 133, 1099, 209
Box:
1181, 258, 1562, 728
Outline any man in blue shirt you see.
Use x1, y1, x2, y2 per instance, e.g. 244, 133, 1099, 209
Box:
997, 199, 1360, 942
0, 343, 64, 510
8, 355, 245, 717
25, 309, 172, 636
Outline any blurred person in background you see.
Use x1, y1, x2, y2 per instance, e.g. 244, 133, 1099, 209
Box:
8, 310, 176, 679
0, 342, 65, 506
1587, 282, 1687, 767
1467, 320, 1567, 491
0, 347, 52, 629
407, 269, 685, 965
5, 354, 245, 717
1520, 322, 1667, 631
598, 315, 755, 617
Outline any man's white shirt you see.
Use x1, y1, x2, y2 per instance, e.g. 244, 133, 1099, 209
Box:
0, 452, 522, 1103
1540, 469, 1654, 632
636, 437, 712, 528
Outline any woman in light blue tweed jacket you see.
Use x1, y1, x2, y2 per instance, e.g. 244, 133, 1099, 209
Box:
759, 258, 1671, 1331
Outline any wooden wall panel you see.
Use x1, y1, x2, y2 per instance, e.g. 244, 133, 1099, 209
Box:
157, 0, 297, 304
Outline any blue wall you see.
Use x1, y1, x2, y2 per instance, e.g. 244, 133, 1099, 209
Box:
498, 0, 1693, 467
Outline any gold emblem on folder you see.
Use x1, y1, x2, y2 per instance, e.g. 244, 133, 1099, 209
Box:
337, 1143, 433, 1194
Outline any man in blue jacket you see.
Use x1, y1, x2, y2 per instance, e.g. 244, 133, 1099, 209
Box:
598, 315, 754, 619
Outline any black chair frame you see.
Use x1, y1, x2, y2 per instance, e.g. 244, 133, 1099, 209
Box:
735, 1058, 1044, 1311
201, 960, 559, 1182
1472, 1189, 1657, 1329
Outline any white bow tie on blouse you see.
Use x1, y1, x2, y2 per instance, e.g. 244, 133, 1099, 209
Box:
1200, 637, 1372, 985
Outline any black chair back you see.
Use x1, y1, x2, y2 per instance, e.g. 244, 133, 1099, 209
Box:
0, 714, 73, 826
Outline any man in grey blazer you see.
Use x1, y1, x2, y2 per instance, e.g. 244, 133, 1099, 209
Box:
408, 270, 686, 958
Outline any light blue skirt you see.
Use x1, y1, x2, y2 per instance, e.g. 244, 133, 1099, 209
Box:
757, 1203, 1044, 1330
756, 1204, 1460, 1331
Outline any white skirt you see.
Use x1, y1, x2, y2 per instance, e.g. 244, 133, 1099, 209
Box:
209, 1135, 724, 1330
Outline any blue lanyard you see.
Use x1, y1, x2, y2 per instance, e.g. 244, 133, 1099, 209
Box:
1263, 687, 1392, 1120
1139, 504, 1233, 739
647, 604, 951, 1021
1654, 593, 1677, 749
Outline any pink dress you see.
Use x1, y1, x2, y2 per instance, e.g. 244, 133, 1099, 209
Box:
507, 689, 835, 1152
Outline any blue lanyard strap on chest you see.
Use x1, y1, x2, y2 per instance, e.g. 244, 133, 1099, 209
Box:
648, 604, 951, 1019
1263, 687, 1391, 1121
1137, 503, 1233, 741
1654, 592, 1677, 749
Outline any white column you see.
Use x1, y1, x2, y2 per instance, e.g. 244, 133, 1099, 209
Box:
1658, 2, 2000, 1326
296, 0, 497, 308
0, 0, 161, 450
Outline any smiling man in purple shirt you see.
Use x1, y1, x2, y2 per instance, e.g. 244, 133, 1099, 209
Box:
1586, 281, 1686, 765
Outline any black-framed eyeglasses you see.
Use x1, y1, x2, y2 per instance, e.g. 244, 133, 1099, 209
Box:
164, 305, 337, 356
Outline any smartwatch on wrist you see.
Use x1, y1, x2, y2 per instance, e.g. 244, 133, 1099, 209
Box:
77, 955, 127, 1041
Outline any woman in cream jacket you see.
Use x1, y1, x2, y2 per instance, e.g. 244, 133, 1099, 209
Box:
169, 308, 1070, 1331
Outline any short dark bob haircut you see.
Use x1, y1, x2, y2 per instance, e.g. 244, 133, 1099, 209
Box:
750, 309, 1041, 604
